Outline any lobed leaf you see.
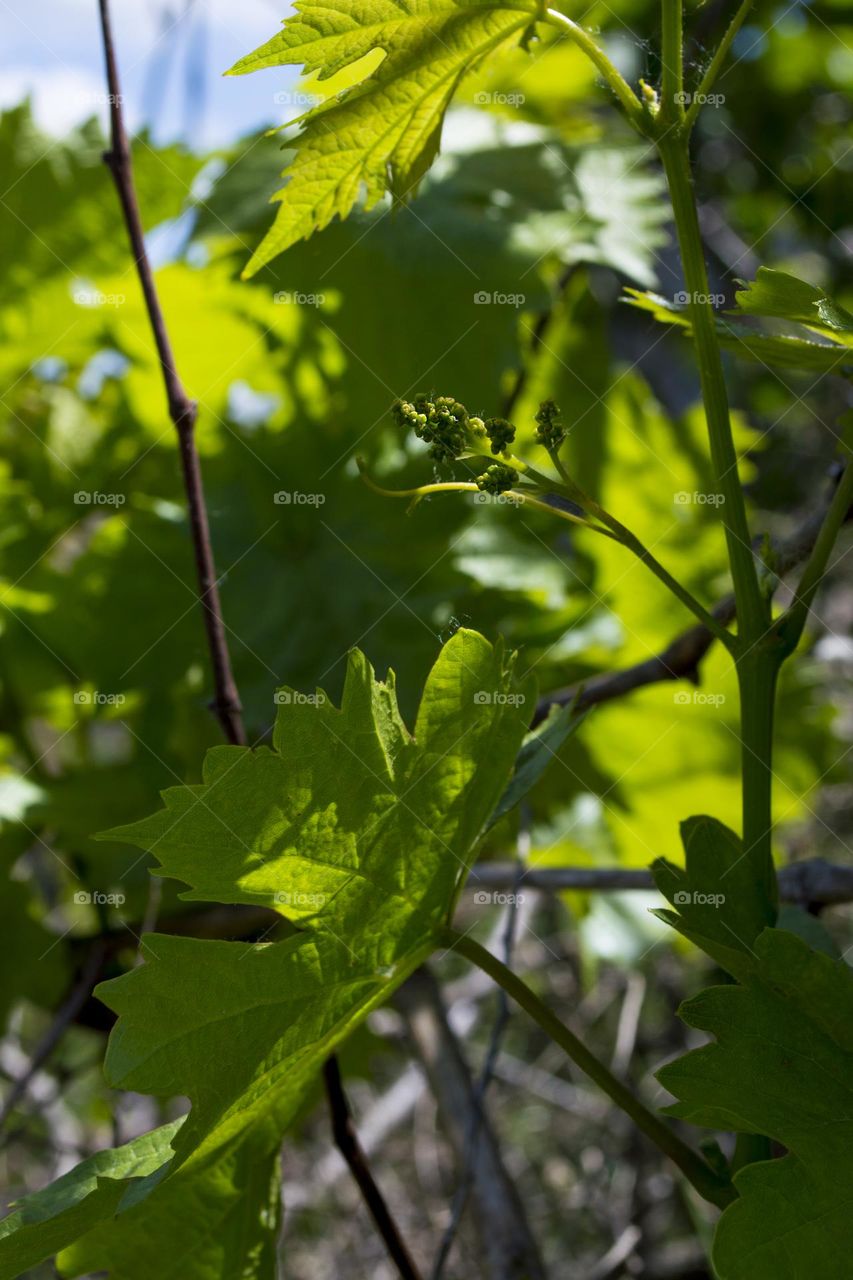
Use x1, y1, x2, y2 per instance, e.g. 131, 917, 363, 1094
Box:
1, 630, 532, 1277
625, 282, 853, 375
103, 628, 533, 949
658, 928, 853, 1280
652, 814, 776, 980
228, 0, 539, 275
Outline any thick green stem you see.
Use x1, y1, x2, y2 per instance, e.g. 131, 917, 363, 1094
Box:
657, 129, 778, 911
439, 927, 736, 1209
658, 136, 767, 644
737, 646, 782, 912
659, 0, 685, 124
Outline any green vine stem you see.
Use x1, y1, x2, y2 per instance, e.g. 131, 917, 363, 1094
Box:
573, 497, 737, 646
656, 122, 779, 907
736, 645, 783, 910
656, 134, 767, 644
544, 8, 644, 125
356, 461, 612, 534
535, 9, 782, 917
538, 447, 735, 643
531, 0, 788, 929
359, 458, 734, 643
439, 927, 736, 1210
659, 0, 685, 125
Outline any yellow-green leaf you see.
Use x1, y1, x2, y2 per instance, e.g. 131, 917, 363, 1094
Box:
228, 0, 539, 275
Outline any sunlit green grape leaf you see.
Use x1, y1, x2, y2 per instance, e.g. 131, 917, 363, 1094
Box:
0, 1121, 180, 1278
0, 631, 531, 1277
228, 0, 540, 275
658, 928, 853, 1280
58, 1131, 281, 1280
732, 267, 853, 340
197, 121, 669, 292
624, 284, 853, 374
102, 628, 533, 938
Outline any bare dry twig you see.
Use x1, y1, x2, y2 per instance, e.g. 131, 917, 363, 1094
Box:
469, 858, 853, 905
397, 968, 547, 1280
92, 4, 418, 1271
0, 941, 105, 1137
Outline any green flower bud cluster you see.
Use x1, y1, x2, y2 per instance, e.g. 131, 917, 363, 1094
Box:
534, 399, 566, 450
393, 395, 475, 463
476, 462, 519, 495
484, 417, 516, 454
392, 395, 519, 465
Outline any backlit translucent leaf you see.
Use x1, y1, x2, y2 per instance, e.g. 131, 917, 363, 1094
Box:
103, 629, 534, 946
228, 0, 539, 274
2, 631, 531, 1278
0, 1122, 180, 1279
733, 267, 853, 340
625, 277, 853, 374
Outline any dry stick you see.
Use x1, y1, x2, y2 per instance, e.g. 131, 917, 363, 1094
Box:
72, 849, 853, 978
322, 1059, 422, 1280
0, 941, 106, 1135
397, 968, 548, 1280
94, 5, 419, 1274
468, 858, 853, 905
96, 0, 243, 748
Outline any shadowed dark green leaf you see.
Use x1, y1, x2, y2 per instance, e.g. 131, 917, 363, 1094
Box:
652, 814, 776, 979
659, 928, 853, 1280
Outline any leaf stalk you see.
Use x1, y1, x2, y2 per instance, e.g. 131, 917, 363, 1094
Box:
439, 927, 736, 1209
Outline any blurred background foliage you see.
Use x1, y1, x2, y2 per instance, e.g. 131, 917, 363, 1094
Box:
1, 0, 852, 1271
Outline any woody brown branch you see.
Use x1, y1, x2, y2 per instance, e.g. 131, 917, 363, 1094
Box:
93, 3, 416, 1272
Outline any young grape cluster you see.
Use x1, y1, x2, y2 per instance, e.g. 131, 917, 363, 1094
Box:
393, 393, 565, 496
